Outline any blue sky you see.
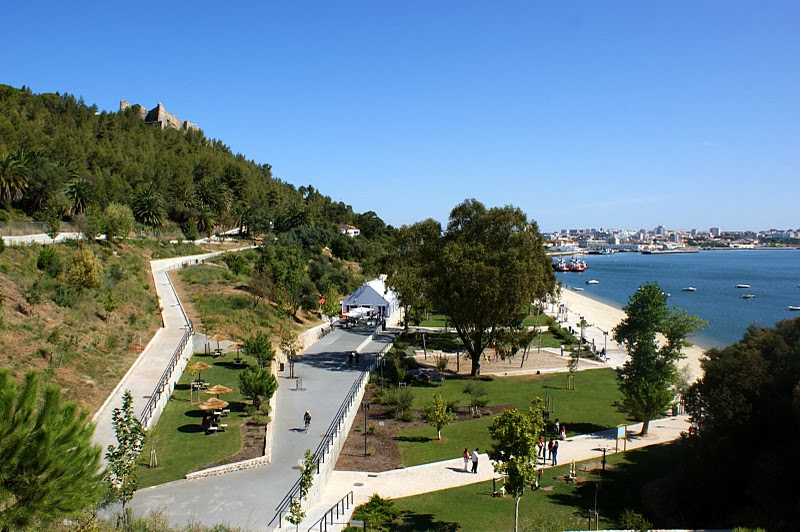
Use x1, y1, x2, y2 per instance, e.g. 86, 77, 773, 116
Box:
4, 1, 798, 232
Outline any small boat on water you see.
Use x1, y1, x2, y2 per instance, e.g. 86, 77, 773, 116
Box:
572, 287, 584, 291
736, 284, 751, 289
586, 279, 599, 285
553, 258, 570, 272
682, 287, 697, 292
787, 306, 800, 311
569, 258, 588, 272
740, 294, 756, 300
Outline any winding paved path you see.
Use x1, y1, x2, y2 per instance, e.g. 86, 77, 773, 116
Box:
128, 327, 393, 530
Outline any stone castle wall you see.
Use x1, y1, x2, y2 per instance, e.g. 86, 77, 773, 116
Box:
119, 99, 199, 132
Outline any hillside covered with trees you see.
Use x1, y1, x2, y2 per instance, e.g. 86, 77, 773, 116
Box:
0, 84, 393, 258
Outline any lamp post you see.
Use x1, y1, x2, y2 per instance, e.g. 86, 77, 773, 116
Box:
603, 330, 608, 360
362, 402, 371, 457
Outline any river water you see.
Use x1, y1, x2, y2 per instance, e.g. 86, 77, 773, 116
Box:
554, 249, 800, 349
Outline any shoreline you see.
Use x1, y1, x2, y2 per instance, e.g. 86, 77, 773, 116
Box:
555, 289, 707, 382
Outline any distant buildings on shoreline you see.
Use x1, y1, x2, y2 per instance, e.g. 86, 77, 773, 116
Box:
547, 226, 798, 253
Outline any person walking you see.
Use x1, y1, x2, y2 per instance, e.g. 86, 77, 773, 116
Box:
537, 435, 545, 460
547, 439, 555, 463
551, 440, 559, 466
560, 425, 567, 441
348, 352, 354, 367
304, 410, 311, 431
471, 448, 480, 474
553, 418, 560, 436
463, 448, 470, 472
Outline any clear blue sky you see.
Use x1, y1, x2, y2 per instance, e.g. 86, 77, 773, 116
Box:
4, 1, 798, 232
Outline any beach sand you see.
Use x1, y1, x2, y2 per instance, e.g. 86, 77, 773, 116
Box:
557, 289, 707, 382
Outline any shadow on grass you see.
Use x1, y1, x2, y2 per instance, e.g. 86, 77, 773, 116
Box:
184, 409, 206, 418
397, 512, 460, 531
177, 423, 205, 434
394, 435, 433, 443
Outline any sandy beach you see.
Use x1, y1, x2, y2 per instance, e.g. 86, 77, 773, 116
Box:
556, 289, 707, 382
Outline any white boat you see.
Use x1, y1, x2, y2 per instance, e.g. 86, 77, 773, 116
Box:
682, 287, 696, 292
740, 294, 756, 300
736, 284, 751, 289
572, 287, 584, 291
586, 279, 599, 285
788, 306, 800, 311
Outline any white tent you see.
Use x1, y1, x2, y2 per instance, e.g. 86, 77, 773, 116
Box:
341, 278, 399, 319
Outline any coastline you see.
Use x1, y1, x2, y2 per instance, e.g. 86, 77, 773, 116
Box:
555, 289, 707, 382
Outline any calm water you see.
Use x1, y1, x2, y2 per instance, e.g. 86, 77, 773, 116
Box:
555, 250, 800, 349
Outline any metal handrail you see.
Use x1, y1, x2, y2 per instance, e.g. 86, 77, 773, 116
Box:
269, 336, 391, 528
307, 491, 354, 532
139, 328, 191, 426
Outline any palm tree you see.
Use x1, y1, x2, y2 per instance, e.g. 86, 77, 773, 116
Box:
132, 185, 166, 229
0, 150, 30, 210
64, 175, 93, 216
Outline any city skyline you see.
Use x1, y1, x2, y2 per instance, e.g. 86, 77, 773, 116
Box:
4, 1, 798, 231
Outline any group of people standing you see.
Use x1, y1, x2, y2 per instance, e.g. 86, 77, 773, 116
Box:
463, 448, 480, 473
537, 435, 560, 465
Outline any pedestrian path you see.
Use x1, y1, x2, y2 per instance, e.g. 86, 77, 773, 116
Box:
302, 415, 690, 529
127, 328, 393, 530
91, 249, 250, 454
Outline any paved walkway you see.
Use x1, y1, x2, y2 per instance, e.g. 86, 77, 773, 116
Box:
302, 415, 690, 529
91, 250, 249, 454
127, 326, 393, 530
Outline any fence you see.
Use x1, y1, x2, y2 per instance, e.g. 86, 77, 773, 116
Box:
307, 491, 354, 532
139, 327, 191, 428
268, 338, 392, 529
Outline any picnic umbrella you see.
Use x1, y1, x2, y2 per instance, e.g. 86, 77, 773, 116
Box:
204, 384, 232, 399
190, 361, 212, 380
198, 397, 229, 411
209, 333, 227, 352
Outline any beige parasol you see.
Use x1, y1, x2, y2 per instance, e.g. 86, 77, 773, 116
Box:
198, 397, 229, 411
190, 361, 212, 379
204, 384, 232, 398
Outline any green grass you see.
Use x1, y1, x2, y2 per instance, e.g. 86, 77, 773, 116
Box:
392, 441, 685, 531
418, 313, 449, 328
395, 369, 630, 467
137, 353, 255, 487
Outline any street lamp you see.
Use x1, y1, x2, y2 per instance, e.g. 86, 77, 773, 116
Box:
603, 330, 608, 360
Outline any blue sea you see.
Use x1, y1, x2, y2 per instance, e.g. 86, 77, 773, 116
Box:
555, 249, 800, 349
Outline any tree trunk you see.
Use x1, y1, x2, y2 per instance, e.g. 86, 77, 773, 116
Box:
437, 428, 441, 440
470, 355, 481, 377
639, 417, 651, 436
514, 496, 521, 532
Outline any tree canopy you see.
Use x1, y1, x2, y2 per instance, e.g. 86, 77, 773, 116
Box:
424, 199, 554, 375
613, 282, 705, 435
0, 369, 104, 529
680, 317, 800, 529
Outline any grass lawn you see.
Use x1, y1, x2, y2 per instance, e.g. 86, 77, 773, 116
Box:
418, 313, 449, 328
392, 441, 684, 531
137, 353, 254, 488
395, 369, 630, 467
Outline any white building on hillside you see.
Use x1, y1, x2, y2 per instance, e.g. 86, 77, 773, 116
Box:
341, 278, 399, 319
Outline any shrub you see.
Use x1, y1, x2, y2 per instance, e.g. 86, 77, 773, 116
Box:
37, 246, 62, 278
52, 284, 72, 307
222, 253, 250, 276
348, 494, 400, 532
103, 203, 134, 240
0, 236, 5, 253
66, 244, 102, 290
464, 381, 490, 407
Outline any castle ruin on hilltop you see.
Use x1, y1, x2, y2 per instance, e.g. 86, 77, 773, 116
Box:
119, 99, 199, 132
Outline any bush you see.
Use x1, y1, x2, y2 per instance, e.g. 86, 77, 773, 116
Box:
36, 246, 62, 278
222, 253, 250, 276
347, 494, 400, 532
464, 381, 490, 407
66, 245, 102, 290
0, 237, 5, 253
52, 284, 72, 308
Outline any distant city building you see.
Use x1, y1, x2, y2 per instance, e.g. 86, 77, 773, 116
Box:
655, 225, 666, 236
710, 227, 721, 238
119, 100, 199, 132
